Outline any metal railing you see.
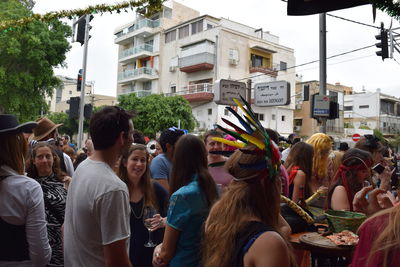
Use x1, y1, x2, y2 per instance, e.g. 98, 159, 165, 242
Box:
119, 44, 153, 59
118, 67, 156, 81
178, 53, 215, 68
165, 83, 213, 97
249, 63, 280, 72
115, 19, 160, 38
120, 90, 152, 97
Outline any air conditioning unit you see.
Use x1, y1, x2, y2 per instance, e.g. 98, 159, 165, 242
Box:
229, 59, 238, 65
169, 66, 176, 72
294, 126, 301, 131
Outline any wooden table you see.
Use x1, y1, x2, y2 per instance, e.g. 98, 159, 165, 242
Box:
290, 232, 354, 267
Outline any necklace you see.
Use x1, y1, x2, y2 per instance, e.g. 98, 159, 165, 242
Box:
130, 197, 145, 219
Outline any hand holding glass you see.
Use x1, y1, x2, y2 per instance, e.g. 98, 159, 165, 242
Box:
143, 206, 158, 247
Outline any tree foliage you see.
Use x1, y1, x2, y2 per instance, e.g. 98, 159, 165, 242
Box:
0, 0, 71, 121
46, 112, 90, 139
118, 94, 195, 138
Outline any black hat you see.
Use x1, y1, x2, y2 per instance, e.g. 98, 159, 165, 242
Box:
339, 142, 349, 151
0, 115, 37, 135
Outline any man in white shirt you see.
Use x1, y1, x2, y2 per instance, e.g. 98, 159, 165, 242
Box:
64, 106, 134, 267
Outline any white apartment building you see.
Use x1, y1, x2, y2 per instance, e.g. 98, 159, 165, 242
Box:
114, 1, 296, 135
47, 76, 116, 113
344, 89, 400, 136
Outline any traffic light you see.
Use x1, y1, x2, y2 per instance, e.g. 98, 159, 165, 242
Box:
77, 69, 83, 92
84, 104, 93, 119
67, 97, 80, 119
375, 22, 389, 60
328, 101, 339, 120
76, 15, 94, 46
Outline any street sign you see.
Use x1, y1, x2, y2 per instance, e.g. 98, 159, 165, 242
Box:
254, 81, 291, 107
352, 133, 361, 142
214, 79, 247, 106
312, 95, 330, 117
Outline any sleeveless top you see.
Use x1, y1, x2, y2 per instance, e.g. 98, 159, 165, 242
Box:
0, 217, 30, 261
230, 221, 274, 267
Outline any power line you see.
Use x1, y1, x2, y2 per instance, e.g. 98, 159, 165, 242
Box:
326, 13, 379, 29
237, 44, 376, 81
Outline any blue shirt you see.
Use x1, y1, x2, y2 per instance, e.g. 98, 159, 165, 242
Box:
150, 154, 171, 180
167, 175, 209, 267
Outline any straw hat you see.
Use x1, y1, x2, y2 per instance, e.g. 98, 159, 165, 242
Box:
0, 114, 37, 135
31, 117, 63, 141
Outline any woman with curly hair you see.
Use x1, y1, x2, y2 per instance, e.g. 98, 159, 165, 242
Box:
306, 133, 333, 191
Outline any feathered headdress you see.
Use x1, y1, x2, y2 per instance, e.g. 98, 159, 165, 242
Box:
212, 96, 281, 182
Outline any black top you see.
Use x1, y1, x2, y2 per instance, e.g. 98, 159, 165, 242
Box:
129, 181, 168, 267
230, 221, 274, 267
0, 217, 30, 261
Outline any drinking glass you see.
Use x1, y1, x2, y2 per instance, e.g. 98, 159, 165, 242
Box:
143, 206, 157, 247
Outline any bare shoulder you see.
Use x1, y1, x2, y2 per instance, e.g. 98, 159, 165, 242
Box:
293, 169, 306, 184
245, 231, 290, 267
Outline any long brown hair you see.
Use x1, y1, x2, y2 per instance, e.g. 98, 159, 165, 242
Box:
366, 205, 400, 266
203, 147, 295, 267
284, 141, 314, 198
118, 144, 158, 210
0, 133, 27, 175
27, 142, 65, 181
169, 134, 217, 207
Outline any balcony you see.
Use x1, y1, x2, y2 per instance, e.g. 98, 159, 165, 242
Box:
119, 44, 153, 64
249, 63, 279, 78
165, 83, 214, 103
120, 89, 152, 97
179, 53, 215, 73
118, 67, 158, 84
115, 19, 160, 44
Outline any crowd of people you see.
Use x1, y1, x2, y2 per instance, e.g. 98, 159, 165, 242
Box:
0, 102, 399, 267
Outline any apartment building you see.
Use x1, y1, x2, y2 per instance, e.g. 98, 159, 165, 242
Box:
344, 89, 400, 136
47, 76, 116, 113
114, 1, 296, 135
294, 81, 348, 138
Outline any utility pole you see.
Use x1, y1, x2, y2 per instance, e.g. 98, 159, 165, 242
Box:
319, 13, 327, 134
246, 79, 252, 103
77, 15, 91, 149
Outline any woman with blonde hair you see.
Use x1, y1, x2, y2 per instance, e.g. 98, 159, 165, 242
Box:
306, 133, 333, 191
0, 115, 51, 266
202, 97, 294, 267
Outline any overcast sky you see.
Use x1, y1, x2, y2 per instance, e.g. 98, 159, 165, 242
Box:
33, 0, 400, 97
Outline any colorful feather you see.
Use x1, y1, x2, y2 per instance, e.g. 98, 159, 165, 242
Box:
226, 107, 254, 134
233, 98, 258, 127
211, 137, 246, 149
238, 160, 267, 170
221, 118, 246, 134
240, 133, 265, 150
215, 125, 248, 143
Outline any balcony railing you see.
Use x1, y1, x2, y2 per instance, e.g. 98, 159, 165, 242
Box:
249, 63, 280, 77
179, 52, 215, 69
118, 67, 156, 81
119, 44, 153, 59
120, 90, 152, 97
165, 83, 213, 97
115, 19, 160, 38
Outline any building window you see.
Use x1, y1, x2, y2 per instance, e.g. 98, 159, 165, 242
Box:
143, 81, 152, 91
255, 113, 264, 121
344, 106, 353, 111
272, 114, 276, 120
303, 84, 310, 101
165, 30, 176, 43
281, 115, 285, 121
191, 19, 203, 35
170, 85, 176, 93
280, 61, 287, 71
69, 90, 72, 95
178, 25, 189, 39
208, 108, 212, 115
359, 105, 369, 109
250, 53, 272, 69
207, 24, 213, 30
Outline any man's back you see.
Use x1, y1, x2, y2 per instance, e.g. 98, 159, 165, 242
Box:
64, 158, 130, 267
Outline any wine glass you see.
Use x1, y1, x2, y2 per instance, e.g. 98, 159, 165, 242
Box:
143, 206, 157, 247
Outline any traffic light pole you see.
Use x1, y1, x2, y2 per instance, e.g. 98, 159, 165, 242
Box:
319, 13, 327, 134
77, 15, 90, 149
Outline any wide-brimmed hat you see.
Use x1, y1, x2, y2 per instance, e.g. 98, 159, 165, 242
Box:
0, 114, 37, 135
31, 117, 63, 141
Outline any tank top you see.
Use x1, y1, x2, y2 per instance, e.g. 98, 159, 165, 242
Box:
0, 217, 30, 261
230, 221, 274, 267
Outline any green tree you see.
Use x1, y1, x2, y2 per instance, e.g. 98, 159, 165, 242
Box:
118, 94, 195, 138
373, 128, 387, 144
46, 112, 90, 139
0, 0, 71, 121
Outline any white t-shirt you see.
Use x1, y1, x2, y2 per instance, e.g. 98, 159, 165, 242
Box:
64, 158, 130, 267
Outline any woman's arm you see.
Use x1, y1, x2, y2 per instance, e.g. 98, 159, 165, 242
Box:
26, 183, 52, 266
331, 185, 350, 211
245, 231, 290, 267
291, 170, 306, 203
153, 225, 180, 266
